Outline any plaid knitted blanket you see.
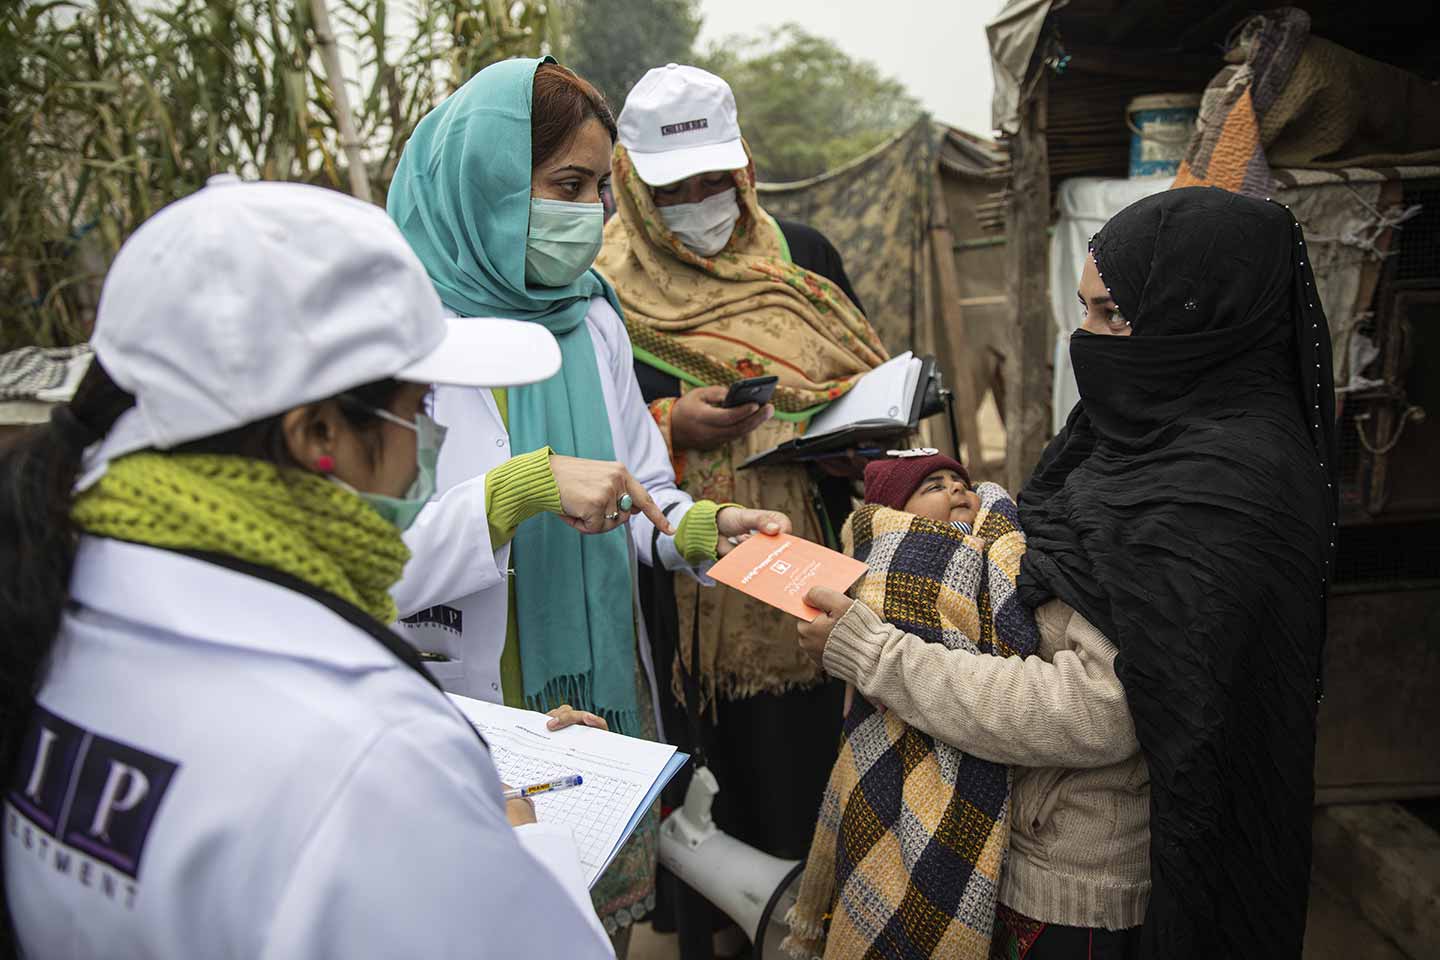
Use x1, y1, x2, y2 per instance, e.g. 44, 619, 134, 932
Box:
785, 483, 1040, 960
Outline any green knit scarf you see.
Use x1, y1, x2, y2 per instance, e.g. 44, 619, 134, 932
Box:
72, 453, 410, 624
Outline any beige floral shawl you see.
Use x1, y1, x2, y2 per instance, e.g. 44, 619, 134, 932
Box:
595, 143, 888, 702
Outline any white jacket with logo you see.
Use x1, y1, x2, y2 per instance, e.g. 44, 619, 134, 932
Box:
3, 537, 613, 959
392, 296, 702, 707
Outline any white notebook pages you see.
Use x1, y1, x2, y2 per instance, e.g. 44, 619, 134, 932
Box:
805, 351, 923, 438
448, 694, 686, 888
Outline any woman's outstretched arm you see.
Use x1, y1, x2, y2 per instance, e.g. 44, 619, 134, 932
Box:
800, 589, 1138, 769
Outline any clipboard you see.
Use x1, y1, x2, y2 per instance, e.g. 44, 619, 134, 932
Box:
447, 695, 688, 888
740, 353, 939, 470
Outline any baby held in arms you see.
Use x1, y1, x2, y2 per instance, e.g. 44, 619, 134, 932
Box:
868, 448, 982, 533
784, 450, 1039, 960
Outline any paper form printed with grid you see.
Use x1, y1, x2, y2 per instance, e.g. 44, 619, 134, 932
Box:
447, 694, 686, 887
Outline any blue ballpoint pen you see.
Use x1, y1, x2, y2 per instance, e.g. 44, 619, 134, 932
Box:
503, 774, 585, 800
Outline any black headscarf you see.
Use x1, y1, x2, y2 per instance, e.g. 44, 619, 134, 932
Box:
1017, 187, 1337, 959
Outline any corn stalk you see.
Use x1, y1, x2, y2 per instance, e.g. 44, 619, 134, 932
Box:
308, 0, 370, 201
1, 0, 553, 351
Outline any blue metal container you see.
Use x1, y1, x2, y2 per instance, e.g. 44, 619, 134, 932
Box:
1127, 94, 1201, 178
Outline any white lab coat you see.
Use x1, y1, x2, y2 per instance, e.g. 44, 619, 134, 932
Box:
4, 537, 613, 960
393, 296, 702, 708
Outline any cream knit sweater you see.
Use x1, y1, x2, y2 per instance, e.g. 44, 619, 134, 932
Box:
823, 596, 1151, 930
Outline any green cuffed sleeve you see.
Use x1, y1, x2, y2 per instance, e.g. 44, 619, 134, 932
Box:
673, 500, 745, 566
484, 446, 562, 547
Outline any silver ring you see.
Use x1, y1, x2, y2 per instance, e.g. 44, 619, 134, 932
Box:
617, 493, 634, 513
604, 511, 621, 521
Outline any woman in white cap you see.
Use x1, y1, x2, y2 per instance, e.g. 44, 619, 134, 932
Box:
593, 63, 887, 947
386, 57, 789, 947
0, 179, 618, 958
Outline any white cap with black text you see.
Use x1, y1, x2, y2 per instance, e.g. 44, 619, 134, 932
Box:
618, 63, 748, 187
81, 175, 561, 484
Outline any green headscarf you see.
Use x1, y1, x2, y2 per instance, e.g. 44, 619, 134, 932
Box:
388, 56, 639, 736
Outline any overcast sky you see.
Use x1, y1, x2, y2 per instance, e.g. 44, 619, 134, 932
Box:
695, 0, 1006, 135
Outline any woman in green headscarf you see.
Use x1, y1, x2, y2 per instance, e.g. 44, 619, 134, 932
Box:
386, 57, 788, 945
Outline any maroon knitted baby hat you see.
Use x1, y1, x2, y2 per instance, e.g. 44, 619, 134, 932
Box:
863, 452, 971, 510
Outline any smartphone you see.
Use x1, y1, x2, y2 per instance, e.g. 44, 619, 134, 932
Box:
721, 375, 779, 409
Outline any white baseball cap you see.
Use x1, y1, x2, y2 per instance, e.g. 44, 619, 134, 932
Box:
83, 176, 560, 480
618, 64, 748, 186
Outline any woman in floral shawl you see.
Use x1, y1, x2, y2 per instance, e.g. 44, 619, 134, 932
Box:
593, 64, 889, 933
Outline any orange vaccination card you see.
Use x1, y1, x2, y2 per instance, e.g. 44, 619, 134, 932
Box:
707, 533, 869, 622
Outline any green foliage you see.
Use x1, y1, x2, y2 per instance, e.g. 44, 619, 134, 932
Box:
699, 24, 922, 183
1, 0, 549, 351
556, 0, 702, 106
0, 2, 925, 350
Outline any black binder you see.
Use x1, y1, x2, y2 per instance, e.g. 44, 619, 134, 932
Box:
739, 354, 941, 470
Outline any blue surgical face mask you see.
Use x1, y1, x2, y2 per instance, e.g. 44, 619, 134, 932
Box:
525, 197, 604, 287
332, 406, 447, 532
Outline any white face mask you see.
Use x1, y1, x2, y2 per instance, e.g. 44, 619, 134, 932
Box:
657, 188, 740, 257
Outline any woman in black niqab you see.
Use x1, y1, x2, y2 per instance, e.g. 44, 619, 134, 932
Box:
1017, 186, 1338, 957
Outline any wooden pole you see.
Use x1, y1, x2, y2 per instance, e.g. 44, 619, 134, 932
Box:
309, 0, 372, 203
928, 172, 984, 466
1002, 75, 1053, 494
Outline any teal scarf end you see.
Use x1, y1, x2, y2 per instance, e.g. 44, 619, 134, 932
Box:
510, 295, 640, 740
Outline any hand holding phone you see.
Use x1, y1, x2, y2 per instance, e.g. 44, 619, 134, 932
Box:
671, 382, 776, 452
721, 375, 779, 409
